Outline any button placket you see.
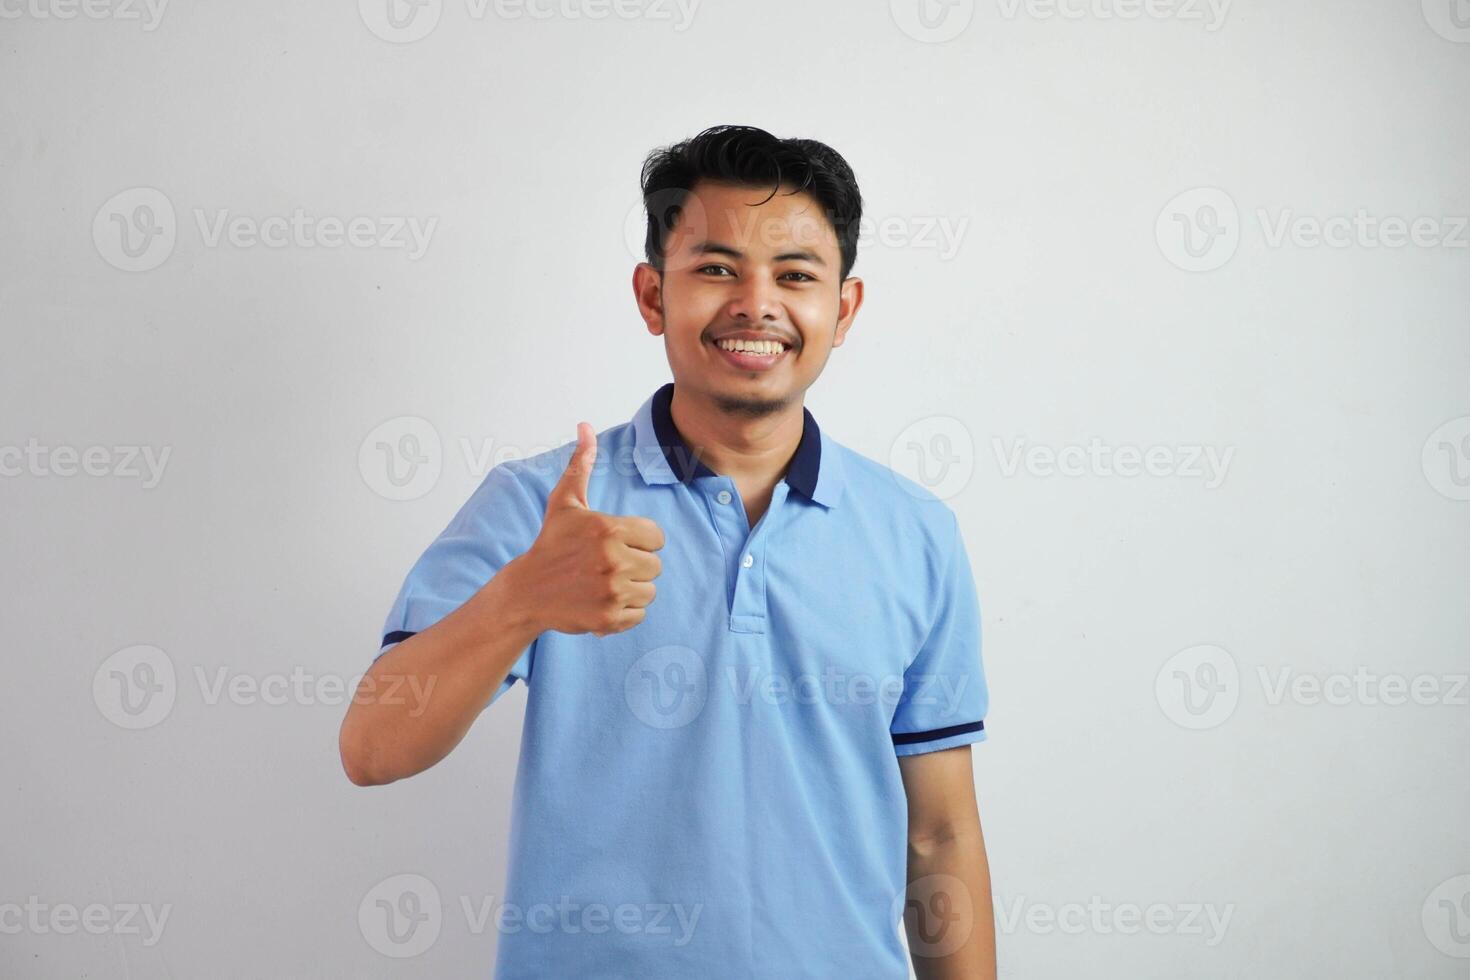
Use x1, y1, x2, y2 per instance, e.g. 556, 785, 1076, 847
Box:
728, 483, 785, 634
701, 478, 747, 617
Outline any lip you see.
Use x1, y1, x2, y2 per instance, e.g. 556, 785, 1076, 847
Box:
706, 336, 792, 373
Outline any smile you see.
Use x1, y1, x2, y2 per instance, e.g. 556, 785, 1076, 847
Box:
709, 337, 792, 372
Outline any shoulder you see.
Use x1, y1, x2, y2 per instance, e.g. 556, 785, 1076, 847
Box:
823, 436, 963, 560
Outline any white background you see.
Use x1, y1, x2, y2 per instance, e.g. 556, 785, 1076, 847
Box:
2, 0, 1467, 976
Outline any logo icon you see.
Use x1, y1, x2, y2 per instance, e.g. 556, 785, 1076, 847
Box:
93, 188, 176, 272
359, 873, 442, 957
359, 416, 443, 501
93, 644, 177, 729
1156, 187, 1240, 272
1423, 0, 1470, 42
624, 645, 707, 729
359, 0, 443, 43
894, 873, 973, 959
625, 188, 710, 272
890, 416, 974, 500
1155, 644, 1239, 730
1422, 416, 1470, 501
1423, 874, 1470, 958
890, 0, 975, 43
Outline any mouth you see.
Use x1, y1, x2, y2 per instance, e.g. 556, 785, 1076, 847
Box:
707, 335, 793, 373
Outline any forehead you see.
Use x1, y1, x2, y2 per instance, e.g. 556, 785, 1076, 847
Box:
669, 180, 839, 258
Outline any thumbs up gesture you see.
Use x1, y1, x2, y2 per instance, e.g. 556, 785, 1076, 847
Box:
513, 423, 665, 637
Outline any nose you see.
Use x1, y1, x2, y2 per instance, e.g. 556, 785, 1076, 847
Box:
725, 273, 781, 322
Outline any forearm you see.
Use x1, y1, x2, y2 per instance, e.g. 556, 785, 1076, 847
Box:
338, 556, 543, 786
905, 824, 996, 980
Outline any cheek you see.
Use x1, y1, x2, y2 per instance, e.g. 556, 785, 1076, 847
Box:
791, 295, 840, 344
663, 280, 723, 330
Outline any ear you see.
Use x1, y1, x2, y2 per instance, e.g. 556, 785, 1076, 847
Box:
633, 263, 666, 337
831, 276, 864, 349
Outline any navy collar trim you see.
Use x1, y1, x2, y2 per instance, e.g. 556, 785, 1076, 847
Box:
649, 382, 823, 502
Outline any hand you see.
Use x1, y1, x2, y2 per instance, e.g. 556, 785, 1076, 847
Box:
512, 422, 664, 637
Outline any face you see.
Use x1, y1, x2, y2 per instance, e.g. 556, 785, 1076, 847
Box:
633, 180, 863, 419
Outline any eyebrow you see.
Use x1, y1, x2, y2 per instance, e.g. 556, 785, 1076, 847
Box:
688, 241, 828, 267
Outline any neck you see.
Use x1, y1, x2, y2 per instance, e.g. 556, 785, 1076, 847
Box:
669, 384, 805, 491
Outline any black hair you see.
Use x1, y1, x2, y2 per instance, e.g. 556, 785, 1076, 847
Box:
639, 124, 864, 280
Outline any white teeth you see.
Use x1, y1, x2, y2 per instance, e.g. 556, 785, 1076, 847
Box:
716, 338, 786, 355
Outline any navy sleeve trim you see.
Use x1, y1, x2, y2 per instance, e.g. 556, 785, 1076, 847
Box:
381, 630, 417, 648
891, 720, 985, 746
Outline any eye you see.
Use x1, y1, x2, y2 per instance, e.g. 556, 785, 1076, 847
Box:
781, 271, 817, 283
696, 264, 734, 277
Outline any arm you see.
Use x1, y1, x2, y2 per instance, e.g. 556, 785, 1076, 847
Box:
338, 422, 663, 787
898, 744, 996, 980
337, 556, 543, 786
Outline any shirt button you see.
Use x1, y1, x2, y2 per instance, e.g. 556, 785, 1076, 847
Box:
742, 554, 754, 568
715, 490, 732, 505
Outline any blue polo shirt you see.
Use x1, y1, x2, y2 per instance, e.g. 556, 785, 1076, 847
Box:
376, 382, 989, 977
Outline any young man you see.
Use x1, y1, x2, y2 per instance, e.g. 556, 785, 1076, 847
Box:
340, 125, 995, 978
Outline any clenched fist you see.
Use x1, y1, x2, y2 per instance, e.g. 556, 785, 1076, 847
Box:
509, 422, 664, 637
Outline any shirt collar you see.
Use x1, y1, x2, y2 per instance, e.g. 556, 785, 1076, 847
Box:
631, 382, 843, 508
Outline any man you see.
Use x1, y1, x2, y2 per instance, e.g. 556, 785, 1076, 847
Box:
340, 124, 995, 978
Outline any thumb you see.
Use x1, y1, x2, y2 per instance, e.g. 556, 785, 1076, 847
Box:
547, 422, 596, 511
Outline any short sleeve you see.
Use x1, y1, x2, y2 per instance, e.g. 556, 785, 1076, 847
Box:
890, 511, 990, 756
375, 462, 544, 707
